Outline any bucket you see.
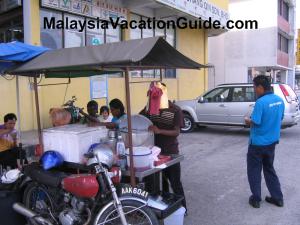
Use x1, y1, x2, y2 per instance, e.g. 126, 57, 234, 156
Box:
164, 206, 186, 225
125, 147, 152, 171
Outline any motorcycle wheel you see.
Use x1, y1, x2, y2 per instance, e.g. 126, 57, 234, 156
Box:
23, 182, 56, 224
95, 200, 159, 225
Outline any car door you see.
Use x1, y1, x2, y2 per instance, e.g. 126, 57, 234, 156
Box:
227, 86, 255, 125
196, 86, 231, 123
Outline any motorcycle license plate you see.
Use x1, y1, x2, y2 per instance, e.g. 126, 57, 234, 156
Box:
121, 186, 149, 200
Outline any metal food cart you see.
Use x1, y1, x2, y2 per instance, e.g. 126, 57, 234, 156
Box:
6, 36, 205, 187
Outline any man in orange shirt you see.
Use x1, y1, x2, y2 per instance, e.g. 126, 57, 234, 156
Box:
0, 113, 20, 168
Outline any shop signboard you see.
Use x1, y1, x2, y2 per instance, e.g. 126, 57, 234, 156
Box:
41, 0, 127, 21
155, 0, 229, 26
60, 0, 71, 10
0, 0, 21, 13
82, 1, 92, 16
42, 0, 59, 9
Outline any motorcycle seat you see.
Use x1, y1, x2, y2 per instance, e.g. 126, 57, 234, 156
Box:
23, 163, 68, 188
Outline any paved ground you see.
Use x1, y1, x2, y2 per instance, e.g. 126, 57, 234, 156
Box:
180, 124, 300, 225
20, 125, 300, 225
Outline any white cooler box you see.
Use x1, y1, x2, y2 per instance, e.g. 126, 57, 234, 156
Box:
43, 124, 108, 163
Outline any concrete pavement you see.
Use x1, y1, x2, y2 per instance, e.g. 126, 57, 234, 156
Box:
180, 124, 300, 225
19, 125, 300, 225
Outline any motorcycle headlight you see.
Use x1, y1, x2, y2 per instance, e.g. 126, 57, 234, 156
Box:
109, 167, 122, 184
86, 156, 98, 167
86, 144, 114, 168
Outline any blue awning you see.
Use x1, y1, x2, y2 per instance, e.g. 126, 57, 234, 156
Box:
0, 41, 49, 74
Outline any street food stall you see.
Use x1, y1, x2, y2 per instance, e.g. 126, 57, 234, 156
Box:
0, 41, 49, 140
4, 37, 206, 223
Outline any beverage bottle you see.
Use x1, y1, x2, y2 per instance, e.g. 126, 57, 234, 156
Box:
116, 135, 127, 170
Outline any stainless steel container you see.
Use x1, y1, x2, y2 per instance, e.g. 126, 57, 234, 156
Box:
103, 130, 117, 153
119, 114, 155, 147
108, 130, 117, 139
120, 130, 154, 147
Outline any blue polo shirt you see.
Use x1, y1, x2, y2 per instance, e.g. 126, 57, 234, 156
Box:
250, 92, 285, 146
111, 114, 127, 128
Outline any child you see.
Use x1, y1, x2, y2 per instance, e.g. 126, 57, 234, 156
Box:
99, 106, 113, 122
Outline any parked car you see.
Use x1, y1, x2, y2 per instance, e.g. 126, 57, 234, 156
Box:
296, 90, 300, 100
175, 83, 300, 132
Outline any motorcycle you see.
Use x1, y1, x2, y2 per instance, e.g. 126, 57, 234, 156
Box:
49, 96, 82, 126
14, 147, 159, 225
62, 96, 82, 124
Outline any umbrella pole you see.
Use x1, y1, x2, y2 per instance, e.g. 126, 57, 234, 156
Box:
124, 68, 136, 187
16, 76, 21, 141
33, 76, 43, 153
160, 68, 162, 82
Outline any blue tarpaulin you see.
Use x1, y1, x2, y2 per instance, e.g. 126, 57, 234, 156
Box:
0, 41, 49, 74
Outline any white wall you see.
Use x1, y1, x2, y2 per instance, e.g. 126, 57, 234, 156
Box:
208, 0, 279, 88
209, 27, 278, 88
229, 0, 277, 29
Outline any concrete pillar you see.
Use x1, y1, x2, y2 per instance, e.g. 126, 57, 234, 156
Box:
23, 0, 31, 44
21, 0, 41, 130
23, 0, 40, 45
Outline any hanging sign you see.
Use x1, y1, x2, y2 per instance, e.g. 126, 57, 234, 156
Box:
90, 75, 108, 99
155, 0, 229, 26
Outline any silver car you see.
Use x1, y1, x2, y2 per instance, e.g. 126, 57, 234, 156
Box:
175, 83, 300, 132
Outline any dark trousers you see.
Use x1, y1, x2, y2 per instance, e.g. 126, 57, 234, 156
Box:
162, 163, 187, 209
144, 163, 187, 209
247, 144, 283, 201
0, 147, 27, 169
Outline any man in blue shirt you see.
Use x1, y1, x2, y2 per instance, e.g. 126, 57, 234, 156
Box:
245, 75, 284, 208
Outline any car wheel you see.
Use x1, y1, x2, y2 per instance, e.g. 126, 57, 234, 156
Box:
181, 114, 194, 133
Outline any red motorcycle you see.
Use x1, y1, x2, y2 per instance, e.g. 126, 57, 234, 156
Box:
14, 147, 159, 225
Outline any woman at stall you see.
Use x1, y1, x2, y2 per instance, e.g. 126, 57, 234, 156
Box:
90, 98, 126, 129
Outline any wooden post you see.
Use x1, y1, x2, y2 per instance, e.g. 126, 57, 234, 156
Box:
124, 68, 136, 187
33, 76, 43, 153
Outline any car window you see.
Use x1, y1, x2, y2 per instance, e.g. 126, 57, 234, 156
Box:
203, 87, 230, 103
231, 87, 255, 102
245, 87, 256, 102
232, 87, 245, 102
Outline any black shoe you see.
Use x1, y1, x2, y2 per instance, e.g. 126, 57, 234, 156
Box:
183, 207, 188, 217
249, 196, 260, 208
265, 196, 284, 207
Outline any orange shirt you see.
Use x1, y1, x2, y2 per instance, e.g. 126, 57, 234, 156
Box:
0, 125, 17, 152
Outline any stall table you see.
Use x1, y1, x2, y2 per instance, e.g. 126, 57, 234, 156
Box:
123, 154, 184, 196
123, 154, 184, 220
123, 154, 184, 183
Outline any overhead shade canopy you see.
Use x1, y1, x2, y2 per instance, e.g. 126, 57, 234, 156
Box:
5, 37, 205, 186
0, 41, 49, 74
8, 37, 206, 78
